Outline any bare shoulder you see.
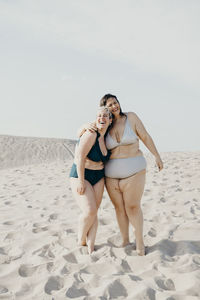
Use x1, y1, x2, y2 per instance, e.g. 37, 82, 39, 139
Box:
81, 130, 97, 143
127, 112, 140, 123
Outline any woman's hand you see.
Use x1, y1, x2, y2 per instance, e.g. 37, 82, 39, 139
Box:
155, 155, 163, 171
77, 180, 85, 195
86, 122, 97, 133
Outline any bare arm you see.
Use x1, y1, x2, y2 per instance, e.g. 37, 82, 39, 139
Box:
77, 123, 87, 138
77, 122, 97, 138
76, 131, 97, 193
129, 112, 163, 171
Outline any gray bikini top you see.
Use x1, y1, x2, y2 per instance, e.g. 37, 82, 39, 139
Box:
106, 113, 139, 150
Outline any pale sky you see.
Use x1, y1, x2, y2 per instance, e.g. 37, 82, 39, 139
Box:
0, 0, 200, 152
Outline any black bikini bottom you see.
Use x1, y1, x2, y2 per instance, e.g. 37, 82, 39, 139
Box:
69, 163, 104, 186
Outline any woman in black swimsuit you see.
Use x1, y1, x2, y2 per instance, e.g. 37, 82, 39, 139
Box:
70, 107, 112, 254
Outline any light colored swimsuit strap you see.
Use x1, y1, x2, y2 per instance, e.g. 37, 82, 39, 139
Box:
106, 113, 138, 150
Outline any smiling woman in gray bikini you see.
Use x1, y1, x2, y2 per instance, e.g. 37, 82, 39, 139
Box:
80, 94, 163, 256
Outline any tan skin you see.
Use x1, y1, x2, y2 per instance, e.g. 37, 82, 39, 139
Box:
105, 98, 163, 255
70, 109, 111, 254
78, 98, 163, 255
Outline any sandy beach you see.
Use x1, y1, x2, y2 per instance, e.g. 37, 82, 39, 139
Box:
0, 135, 200, 300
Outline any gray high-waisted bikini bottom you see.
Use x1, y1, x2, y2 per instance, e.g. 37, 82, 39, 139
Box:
105, 156, 146, 179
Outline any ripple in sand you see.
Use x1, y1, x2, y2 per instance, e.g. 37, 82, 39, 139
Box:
81, 262, 119, 277
15, 284, 32, 297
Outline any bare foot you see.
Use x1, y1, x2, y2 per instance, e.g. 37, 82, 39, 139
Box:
77, 239, 87, 246
120, 239, 130, 247
87, 244, 94, 255
136, 246, 145, 256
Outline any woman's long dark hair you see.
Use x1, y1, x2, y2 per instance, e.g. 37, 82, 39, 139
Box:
99, 94, 126, 118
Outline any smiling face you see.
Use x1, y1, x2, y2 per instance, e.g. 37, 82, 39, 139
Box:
96, 107, 111, 131
105, 97, 121, 116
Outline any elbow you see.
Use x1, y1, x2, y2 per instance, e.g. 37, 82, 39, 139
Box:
142, 133, 151, 144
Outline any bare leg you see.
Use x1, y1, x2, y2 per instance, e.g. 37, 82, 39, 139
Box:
120, 170, 146, 255
87, 178, 104, 254
87, 217, 98, 254
105, 177, 130, 246
70, 178, 97, 247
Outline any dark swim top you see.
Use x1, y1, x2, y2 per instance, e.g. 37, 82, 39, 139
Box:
82, 131, 111, 163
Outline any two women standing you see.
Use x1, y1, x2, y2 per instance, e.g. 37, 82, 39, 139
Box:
70, 94, 163, 255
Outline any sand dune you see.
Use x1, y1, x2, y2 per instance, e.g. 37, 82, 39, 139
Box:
0, 135, 76, 169
0, 135, 200, 299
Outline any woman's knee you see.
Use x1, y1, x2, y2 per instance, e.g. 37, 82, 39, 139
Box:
125, 203, 141, 214
84, 206, 98, 218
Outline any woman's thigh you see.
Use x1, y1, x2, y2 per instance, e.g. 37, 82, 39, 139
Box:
70, 178, 97, 213
105, 177, 125, 209
93, 178, 105, 209
119, 169, 146, 207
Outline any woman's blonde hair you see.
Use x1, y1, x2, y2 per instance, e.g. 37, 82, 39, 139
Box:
97, 106, 112, 119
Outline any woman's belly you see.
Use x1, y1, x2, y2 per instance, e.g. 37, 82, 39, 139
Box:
105, 143, 146, 178
105, 156, 147, 178
110, 143, 142, 159
74, 157, 104, 170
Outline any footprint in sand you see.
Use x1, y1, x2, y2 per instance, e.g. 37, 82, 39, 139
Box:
99, 218, 111, 225
0, 286, 9, 295
60, 266, 69, 275
129, 274, 142, 282
18, 264, 38, 277
160, 197, 166, 203
64, 252, 78, 264
148, 228, 157, 237
154, 277, 175, 290
48, 213, 58, 221
190, 206, 195, 214
32, 244, 50, 257
66, 229, 75, 234
104, 280, 128, 299
32, 227, 48, 233
46, 262, 54, 272
192, 255, 200, 265
4, 201, 12, 205
44, 276, 64, 295
66, 284, 88, 298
